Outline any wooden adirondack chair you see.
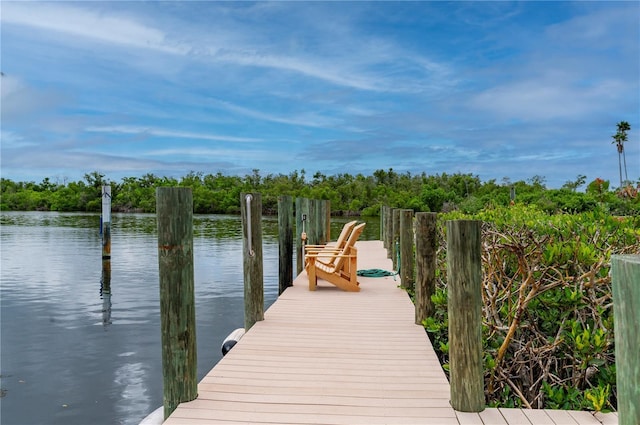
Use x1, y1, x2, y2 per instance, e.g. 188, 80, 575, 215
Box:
305, 222, 366, 292
304, 220, 358, 266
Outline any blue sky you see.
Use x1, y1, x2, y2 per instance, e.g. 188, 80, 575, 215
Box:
1, 1, 638, 188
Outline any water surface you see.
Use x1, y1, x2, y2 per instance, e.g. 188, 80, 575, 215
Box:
0, 212, 378, 425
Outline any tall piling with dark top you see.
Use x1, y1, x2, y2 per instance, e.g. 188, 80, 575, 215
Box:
278, 195, 293, 295
101, 185, 111, 260
447, 220, 484, 412
415, 212, 437, 325
392, 209, 401, 270
612, 255, 640, 425
156, 187, 197, 419
399, 209, 415, 291
241, 192, 264, 331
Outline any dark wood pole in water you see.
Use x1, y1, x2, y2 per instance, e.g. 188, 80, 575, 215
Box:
241, 192, 264, 331
278, 195, 293, 295
101, 185, 111, 260
415, 212, 437, 325
399, 209, 414, 291
612, 255, 640, 425
156, 187, 197, 420
447, 220, 484, 412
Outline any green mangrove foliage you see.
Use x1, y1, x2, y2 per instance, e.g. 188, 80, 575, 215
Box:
423, 205, 640, 411
1, 169, 639, 215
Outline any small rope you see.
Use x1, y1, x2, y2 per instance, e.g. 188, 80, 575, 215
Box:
357, 269, 396, 277
358, 240, 400, 280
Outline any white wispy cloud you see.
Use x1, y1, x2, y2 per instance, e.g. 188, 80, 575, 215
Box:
2, 2, 454, 94
1, 2, 188, 55
85, 126, 261, 143
208, 99, 342, 129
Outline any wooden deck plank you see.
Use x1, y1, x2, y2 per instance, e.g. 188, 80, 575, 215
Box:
522, 409, 555, 424
164, 240, 618, 425
479, 408, 509, 424
568, 411, 604, 424
593, 412, 618, 425
544, 409, 580, 424
499, 407, 534, 424
455, 411, 485, 424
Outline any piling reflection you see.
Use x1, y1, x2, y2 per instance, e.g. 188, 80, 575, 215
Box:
101, 259, 112, 327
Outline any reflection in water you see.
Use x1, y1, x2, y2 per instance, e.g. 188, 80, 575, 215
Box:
114, 360, 151, 425
101, 260, 112, 328
0, 211, 380, 425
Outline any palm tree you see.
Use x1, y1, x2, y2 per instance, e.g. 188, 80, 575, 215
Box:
612, 121, 631, 187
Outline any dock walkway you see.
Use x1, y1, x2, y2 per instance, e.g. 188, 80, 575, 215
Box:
164, 240, 618, 425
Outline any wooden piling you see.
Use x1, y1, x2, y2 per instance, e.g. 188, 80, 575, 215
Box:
380, 205, 385, 243
325, 200, 331, 242
101, 185, 111, 260
156, 187, 197, 419
415, 212, 437, 325
447, 220, 484, 412
392, 209, 400, 270
295, 197, 310, 275
384, 207, 393, 257
315, 199, 327, 246
612, 255, 640, 425
307, 199, 319, 245
241, 192, 264, 331
399, 209, 415, 291
278, 195, 293, 295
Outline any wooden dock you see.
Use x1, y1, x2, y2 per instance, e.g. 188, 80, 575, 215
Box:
164, 240, 618, 425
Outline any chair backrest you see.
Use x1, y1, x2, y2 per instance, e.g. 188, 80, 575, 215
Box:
328, 220, 358, 262
332, 222, 366, 271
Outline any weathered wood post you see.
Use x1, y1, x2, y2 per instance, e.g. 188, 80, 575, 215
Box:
392, 208, 401, 270
241, 193, 264, 331
101, 185, 111, 260
611, 255, 640, 425
295, 197, 310, 275
399, 209, 415, 291
325, 200, 331, 242
307, 199, 319, 245
380, 205, 385, 242
156, 187, 197, 419
315, 199, 327, 246
415, 212, 437, 325
384, 207, 393, 257
278, 195, 293, 295
447, 220, 484, 412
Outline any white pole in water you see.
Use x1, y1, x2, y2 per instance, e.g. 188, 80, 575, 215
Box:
101, 185, 112, 259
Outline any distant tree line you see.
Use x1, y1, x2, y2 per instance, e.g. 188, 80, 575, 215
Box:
1, 169, 638, 216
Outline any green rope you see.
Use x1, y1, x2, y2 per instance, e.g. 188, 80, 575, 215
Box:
357, 240, 400, 279
357, 269, 396, 277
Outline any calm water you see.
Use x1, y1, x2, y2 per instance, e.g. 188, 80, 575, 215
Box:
0, 211, 378, 425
